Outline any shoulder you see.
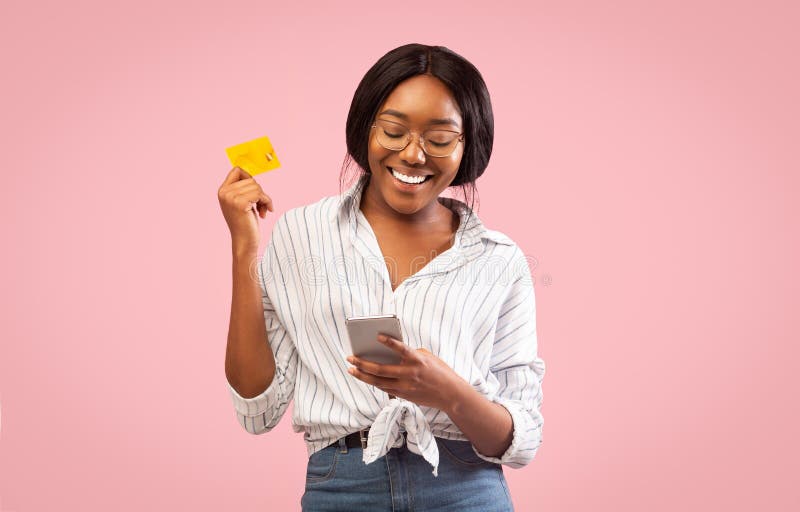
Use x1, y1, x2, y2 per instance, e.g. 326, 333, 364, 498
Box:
477, 228, 532, 278
481, 228, 515, 247
478, 226, 521, 258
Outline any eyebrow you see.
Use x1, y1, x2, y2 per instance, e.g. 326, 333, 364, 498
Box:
378, 109, 460, 128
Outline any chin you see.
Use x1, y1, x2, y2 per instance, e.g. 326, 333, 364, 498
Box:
387, 200, 424, 215
380, 178, 432, 210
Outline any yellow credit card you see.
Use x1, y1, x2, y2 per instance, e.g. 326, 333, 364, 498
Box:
225, 136, 281, 176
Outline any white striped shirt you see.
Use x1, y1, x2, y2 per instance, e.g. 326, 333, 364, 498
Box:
227, 173, 546, 476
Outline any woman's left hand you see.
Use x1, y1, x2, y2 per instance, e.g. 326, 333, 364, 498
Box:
346, 334, 464, 411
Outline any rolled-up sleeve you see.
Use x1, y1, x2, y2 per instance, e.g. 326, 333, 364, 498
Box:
474, 248, 546, 467
227, 215, 298, 434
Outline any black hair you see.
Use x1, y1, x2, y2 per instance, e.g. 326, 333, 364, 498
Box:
340, 43, 494, 224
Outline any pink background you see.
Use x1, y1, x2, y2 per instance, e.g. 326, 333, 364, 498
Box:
1, 0, 797, 510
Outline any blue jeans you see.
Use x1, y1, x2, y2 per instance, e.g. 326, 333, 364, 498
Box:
301, 432, 514, 511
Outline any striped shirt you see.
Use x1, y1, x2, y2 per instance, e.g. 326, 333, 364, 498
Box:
227, 173, 546, 476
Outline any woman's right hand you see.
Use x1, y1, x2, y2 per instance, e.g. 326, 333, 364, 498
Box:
218, 167, 274, 252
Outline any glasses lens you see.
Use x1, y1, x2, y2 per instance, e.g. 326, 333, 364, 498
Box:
422, 130, 461, 157
375, 120, 409, 150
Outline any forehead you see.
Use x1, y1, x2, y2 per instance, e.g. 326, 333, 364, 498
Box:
378, 75, 462, 126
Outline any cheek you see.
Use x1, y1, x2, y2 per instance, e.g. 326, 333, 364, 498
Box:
367, 136, 392, 172
442, 151, 463, 176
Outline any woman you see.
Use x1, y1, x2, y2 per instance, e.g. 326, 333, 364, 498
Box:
219, 43, 545, 511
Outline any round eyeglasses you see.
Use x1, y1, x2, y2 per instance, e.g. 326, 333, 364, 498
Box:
371, 119, 464, 158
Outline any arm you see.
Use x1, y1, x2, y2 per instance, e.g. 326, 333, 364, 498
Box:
225, 216, 298, 434
225, 246, 275, 398
447, 251, 546, 467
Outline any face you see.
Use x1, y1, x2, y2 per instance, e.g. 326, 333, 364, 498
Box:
366, 74, 464, 216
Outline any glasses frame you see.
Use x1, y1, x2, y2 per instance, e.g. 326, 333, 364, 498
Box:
371, 118, 465, 158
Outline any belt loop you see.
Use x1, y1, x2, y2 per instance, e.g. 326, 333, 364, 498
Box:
338, 436, 348, 454
359, 429, 369, 450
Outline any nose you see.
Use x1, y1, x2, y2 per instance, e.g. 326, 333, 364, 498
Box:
399, 134, 426, 165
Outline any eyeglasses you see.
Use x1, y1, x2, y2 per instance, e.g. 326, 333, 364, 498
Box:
371, 119, 464, 158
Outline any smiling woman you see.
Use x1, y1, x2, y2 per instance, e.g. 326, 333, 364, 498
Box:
220, 43, 545, 512
344, 44, 494, 224
362, 74, 465, 217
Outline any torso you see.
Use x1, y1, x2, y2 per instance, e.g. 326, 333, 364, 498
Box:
367, 206, 460, 292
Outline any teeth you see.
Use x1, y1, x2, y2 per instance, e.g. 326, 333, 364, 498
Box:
390, 168, 427, 184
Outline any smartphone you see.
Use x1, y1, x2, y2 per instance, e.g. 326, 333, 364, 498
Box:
345, 314, 404, 365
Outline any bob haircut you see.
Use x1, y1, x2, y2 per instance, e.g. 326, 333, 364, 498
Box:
341, 43, 494, 214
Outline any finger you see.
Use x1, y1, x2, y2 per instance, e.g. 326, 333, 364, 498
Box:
253, 193, 273, 217
230, 184, 273, 213
348, 356, 404, 378
260, 192, 274, 212
348, 366, 399, 390
377, 334, 414, 358
226, 177, 257, 191
226, 184, 259, 203
233, 189, 268, 212
348, 366, 379, 385
255, 193, 273, 217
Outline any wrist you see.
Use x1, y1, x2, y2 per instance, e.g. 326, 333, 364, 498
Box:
444, 375, 474, 417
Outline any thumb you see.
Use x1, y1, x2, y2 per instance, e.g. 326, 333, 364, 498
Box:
223, 166, 251, 186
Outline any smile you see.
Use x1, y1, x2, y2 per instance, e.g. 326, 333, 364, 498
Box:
387, 167, 433, 185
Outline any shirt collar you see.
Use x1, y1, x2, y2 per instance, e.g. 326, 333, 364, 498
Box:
329, 173, 512, 249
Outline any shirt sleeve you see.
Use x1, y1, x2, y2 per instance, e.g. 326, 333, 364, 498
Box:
473, 247, 546, 467
227, 216, 299, 434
